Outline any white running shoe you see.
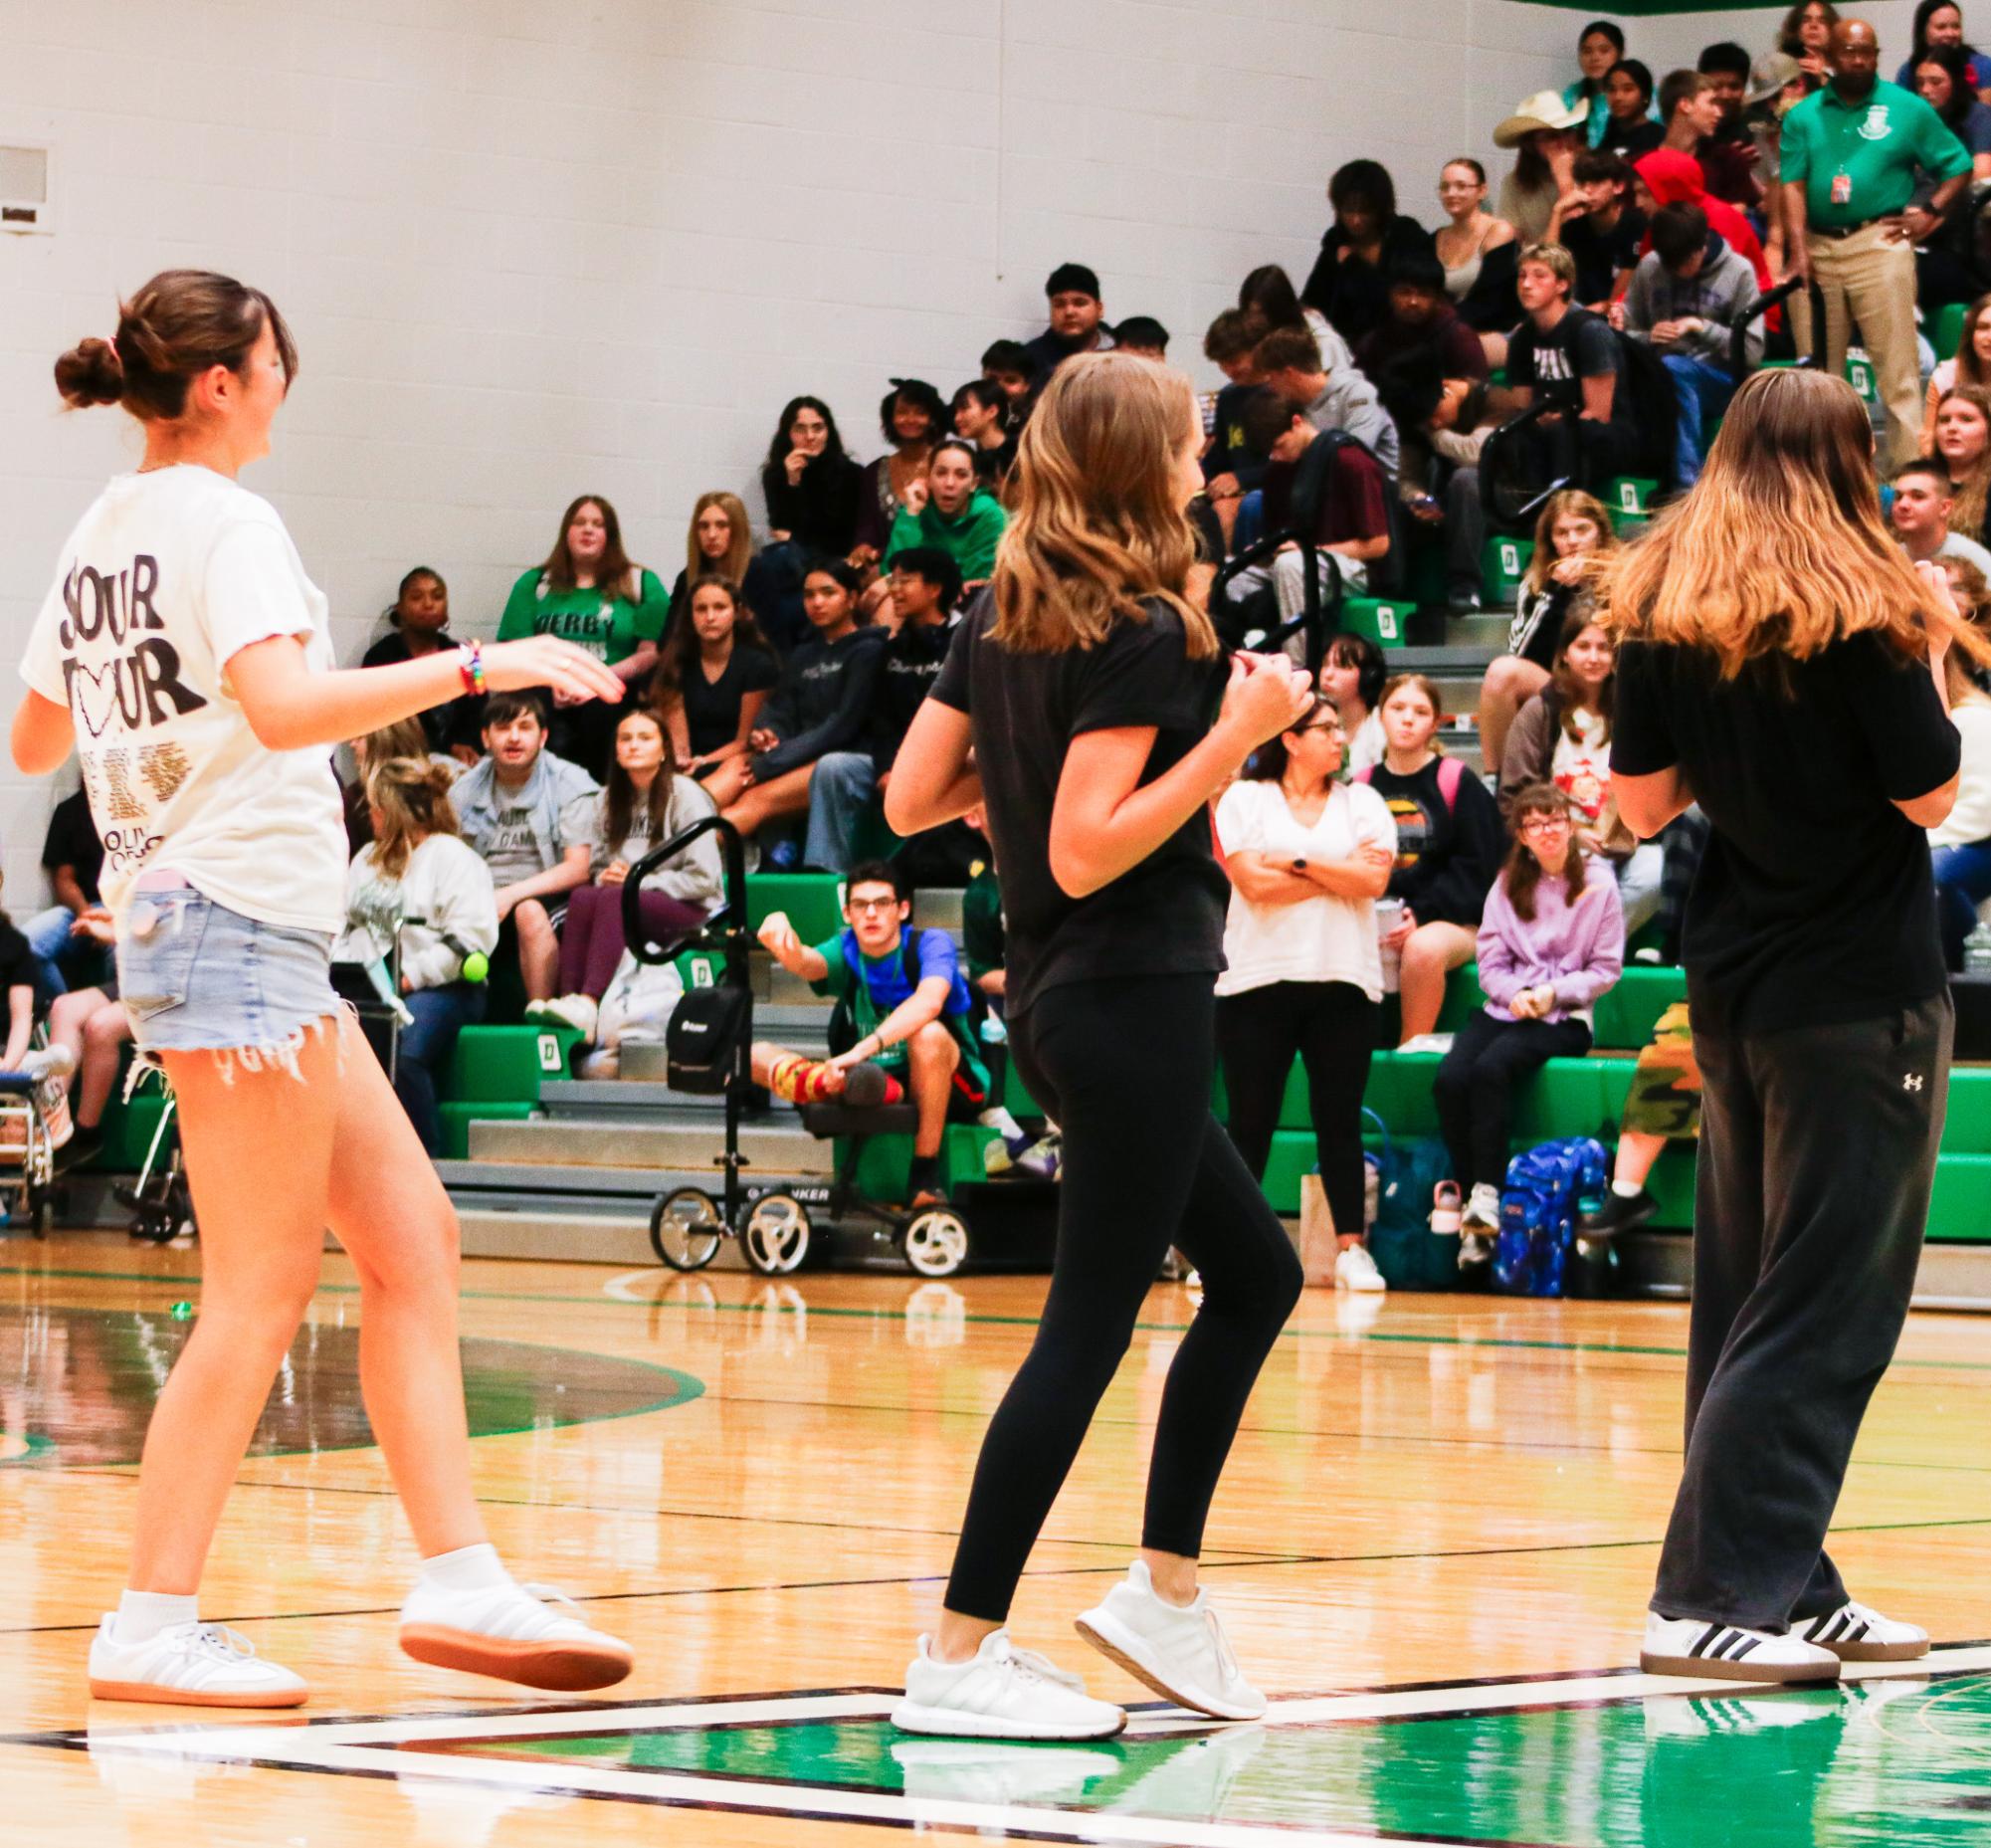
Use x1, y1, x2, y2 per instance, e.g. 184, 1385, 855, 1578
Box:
1334, 1244, 1387, 1293
1640, 1612, 1840, 1684
399, 1577, 633, 1691
893, 1630, 1126, 1740
1796, 1599, 1928, 1661
88, 1613, 308, 1708
525, 994, 599, 1040
1075, 1560, 1267, 1721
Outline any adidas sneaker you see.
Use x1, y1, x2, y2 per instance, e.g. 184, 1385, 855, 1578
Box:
1640, 1612, 1839, 1684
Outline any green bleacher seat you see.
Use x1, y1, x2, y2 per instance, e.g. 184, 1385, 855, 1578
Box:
1591, 965, 1689, 1050
1933, 301, 1967, 367
445, 1024, 583, 1104
1483, 535, 1533, 606
852, 1120, 999, 1200
744, 873, 846, 942
1604, 476, 1657, 519
1340, 596, 1413, 651
1845, 347, 1879, 404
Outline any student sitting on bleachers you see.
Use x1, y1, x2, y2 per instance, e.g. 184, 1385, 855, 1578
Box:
1255, 323, 1401, 478
44, 933, 125, 1171
1201, 308, 1274, 546
1929, 642, 1991, 967
1934, 385, 1991, 542
1112, 315, 1171, 360
761, 396, 864, 563
1479, 489, 1621, 770
1546, 149, 1646, 310
653, 575, 782, 790
1318, 632, 1388, 772
1432, 781, 1624, 1276
715, 559, 888, 866
852, 379, 948, 569
1500, 608, 1664, 932
337, 757, 499, 1155
1361, 674, 1505, 1043
528, 709, 723, 1042
1505, 242, 1640, 490
1891, 457, 1991, 577
980, 339, 1040, 413
754, 861, 990, 1208
361, 567, 484, 765
950, 378, 1017, 488
670, 491, 786, 651
1580, 998, 1696, 1239
1920, 291, 1991, 445
1300, 159, 1436, 347
450, 693, 600, 1004
883, 438, 1008, 591
26, 782, 106, 1001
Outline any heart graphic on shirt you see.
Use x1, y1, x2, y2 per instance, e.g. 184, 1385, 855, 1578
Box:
68, 661, 126, 740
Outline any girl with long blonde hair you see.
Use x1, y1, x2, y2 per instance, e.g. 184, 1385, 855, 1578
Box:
1603, 364, 1976, 1684
883, 350, 1313, 1742
1932, 385, 1991, 538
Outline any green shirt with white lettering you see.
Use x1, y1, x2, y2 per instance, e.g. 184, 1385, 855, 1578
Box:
496, 566, 670, 665
1780, 78, 1970, 226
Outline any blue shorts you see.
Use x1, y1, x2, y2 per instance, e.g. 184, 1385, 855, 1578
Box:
117, 885, 337, 1073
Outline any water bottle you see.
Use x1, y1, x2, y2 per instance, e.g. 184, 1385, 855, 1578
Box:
1374, 897, 1405, 994
1966, 922, 1991, 973
1363, 1154, 1381, 1230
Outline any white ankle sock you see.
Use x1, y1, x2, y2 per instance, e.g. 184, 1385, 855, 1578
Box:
418, 1541, 510, 1593
1612, 1178, 1644, 1198
116, 1589, 199, 1644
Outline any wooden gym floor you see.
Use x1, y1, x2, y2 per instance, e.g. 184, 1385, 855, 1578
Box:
5, 1231, 1991, 1847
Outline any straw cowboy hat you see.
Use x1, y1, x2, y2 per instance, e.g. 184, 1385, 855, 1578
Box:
1746, 50, 1803, 104
1493, 90, 1588, 148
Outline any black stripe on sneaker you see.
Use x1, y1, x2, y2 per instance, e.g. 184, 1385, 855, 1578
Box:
1844, 1619, 1869, 1642
1723, 1635, 1760, 1660
1691, 1624, 1726, 1659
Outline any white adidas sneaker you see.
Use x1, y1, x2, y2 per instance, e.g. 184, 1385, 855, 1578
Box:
1795, 1599, 1928, 1661
1334, 1244, 1387, 1294
525, 994, 599, 1040
1640, 1612, 1840, 1684
893, 1630, 1126, 1741
1075, 1561, 1267, 1721
399, 1577, 633, 1691
88, 1613, 308, 1708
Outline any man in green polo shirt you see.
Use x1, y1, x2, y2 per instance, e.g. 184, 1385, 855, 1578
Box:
1782, 17, 1971, 466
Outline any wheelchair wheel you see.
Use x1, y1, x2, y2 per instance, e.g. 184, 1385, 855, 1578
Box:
901, 1207, 971, 1278
738, 1191, 811, 1276
651, 1187, 724, 1272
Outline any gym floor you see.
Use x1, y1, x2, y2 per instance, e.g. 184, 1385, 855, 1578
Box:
5, 1233, 1990, 1847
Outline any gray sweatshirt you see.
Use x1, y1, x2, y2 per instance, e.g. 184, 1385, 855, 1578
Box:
1621, 234, 1761, 371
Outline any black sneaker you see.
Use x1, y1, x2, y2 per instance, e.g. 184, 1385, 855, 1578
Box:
54, 1124, 103, 1172
1578, 1188, 1659, 1237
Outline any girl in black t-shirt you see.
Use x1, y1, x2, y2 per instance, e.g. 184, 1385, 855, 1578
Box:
885, 351, 1313, 1743
651, 575, 780, 787
361, 568, 484, 762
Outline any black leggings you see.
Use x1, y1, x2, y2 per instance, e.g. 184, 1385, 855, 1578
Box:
1216, 980, 1376, 1239
943, 973, 1304, 1622
1433, 1008, 1591, 1191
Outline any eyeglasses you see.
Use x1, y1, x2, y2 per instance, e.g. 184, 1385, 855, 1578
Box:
1518, 814, 1572, 836
848, 896, 900, 914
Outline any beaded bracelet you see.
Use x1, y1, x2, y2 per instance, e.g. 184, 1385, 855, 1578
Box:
457, 639, 486, 697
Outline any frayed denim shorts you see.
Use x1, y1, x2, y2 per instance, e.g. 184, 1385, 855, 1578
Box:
116, 881, 338, 1080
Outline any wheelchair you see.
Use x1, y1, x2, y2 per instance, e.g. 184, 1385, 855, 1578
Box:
625, 815, 976, 1281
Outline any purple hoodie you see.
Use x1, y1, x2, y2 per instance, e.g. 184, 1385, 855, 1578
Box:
1475, 851, 1624, 1026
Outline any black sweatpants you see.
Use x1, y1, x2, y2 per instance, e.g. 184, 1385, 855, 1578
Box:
1433, 1008, 1591, 1192
1652, 993, 1950, 1630
1216, 979, 1376, 1240
943, 973, 1305, 1622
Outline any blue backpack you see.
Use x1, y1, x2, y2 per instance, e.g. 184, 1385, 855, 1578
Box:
1493, 1136, 1609, 1298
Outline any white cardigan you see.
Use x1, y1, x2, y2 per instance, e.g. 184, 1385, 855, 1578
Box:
336, 834, 499, 991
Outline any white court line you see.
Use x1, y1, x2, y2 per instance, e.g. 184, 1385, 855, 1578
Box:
75, 1646, 1991, 1847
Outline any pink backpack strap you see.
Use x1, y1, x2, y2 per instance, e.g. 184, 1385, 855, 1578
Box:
1353, 764, 1375, 785
1436, 754, 1466, 812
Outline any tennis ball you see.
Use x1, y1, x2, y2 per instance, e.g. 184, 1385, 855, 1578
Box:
461, 951, 490, 984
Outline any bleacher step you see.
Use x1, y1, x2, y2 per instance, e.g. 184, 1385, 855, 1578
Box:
467, 1115, 836, 1174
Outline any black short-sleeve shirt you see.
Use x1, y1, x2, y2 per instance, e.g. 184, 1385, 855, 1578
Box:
1611, 632, 1959, 1034
678, 646, 781, 759
1508, 306, 1630, 424
929, 594, 1229, 1016
41, 788, 102, 906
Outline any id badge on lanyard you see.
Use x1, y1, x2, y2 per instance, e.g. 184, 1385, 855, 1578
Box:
1832, 170, 1854, 207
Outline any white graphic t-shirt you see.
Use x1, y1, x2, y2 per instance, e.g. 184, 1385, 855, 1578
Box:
20, 465, 346, 933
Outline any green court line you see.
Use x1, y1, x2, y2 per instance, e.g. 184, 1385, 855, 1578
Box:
8, 1259, 1991, 1372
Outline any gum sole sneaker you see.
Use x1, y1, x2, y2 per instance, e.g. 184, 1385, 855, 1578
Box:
400, 1580, 633, 1692
1640, 1613, 1840, 1684
893, 1630, 1126, 1741
1798, 1600, 1928, 1662
89, 1615, 308, 1708
1075, 1560, 1267, 1722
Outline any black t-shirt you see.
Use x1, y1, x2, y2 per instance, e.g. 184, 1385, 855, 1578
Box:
361, 630, 484, 754
677, 645, 781, 759
1508, 306, 1631, 424
1612, 633, 1960, 1034
41, 788, 103, 906
929, 594, 1229, 1016
0, 918, 38, 995
1559, 206, 1647, 308
1365, 757, 1505, 928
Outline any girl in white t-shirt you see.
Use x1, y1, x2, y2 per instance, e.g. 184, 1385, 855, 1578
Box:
1214, 697, 1397, 1291
16, 270, 633, 1710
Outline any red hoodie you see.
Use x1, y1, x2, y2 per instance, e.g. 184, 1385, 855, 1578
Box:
1634, 149, 1773, 296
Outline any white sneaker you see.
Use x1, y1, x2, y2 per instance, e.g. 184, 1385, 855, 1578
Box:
88, 1613, 308, 1708
399, 1577, 633, 1692
893, 1630, 1126, 1741
1463, 1182, 1502, 1231
1796, 1599, 1928, 1661
1074, 1560, 1267, 1721
527, 993, 598, 1039
1640, 1612, 1840, 1684
1334, 1244, 1387, 1293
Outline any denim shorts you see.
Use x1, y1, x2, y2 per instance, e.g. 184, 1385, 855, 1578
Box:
117, 885, 338, 1073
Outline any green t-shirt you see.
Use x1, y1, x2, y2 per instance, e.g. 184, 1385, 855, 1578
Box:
497, 566, 671, 665
884, 492, 1008, 582
1780, 79, 1971, 226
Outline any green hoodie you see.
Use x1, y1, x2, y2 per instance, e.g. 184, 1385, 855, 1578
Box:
884, 491, 1008, 581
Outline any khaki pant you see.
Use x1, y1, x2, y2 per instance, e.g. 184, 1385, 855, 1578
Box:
1793, 222, 1922, 470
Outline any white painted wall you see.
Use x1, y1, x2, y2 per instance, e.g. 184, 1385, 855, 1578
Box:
0, 0, 1931, 902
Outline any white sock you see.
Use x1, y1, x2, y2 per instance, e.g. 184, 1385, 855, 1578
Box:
116, 1589, 199, 1644
418, 1541, 510, 1594
1612, 1178, 1644, 1198
978, 1106, 1025, 1140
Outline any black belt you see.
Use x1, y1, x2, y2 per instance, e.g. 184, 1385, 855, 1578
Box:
1812, 217, 1885, 240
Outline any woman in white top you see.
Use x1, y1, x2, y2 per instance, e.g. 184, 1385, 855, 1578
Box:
1215, 698, 1397, 1291
16, 269, 632, 1709
1930, 644, 1991, 964
336, 755, 498, 1155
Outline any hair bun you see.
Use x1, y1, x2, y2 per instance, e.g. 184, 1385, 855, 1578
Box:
53, 335, 125, 410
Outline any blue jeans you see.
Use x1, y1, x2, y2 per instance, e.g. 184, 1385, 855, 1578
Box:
397, 982, 487, 1155
1933, 840, 1991, 968
23, 905, 74, 1001
803, 750, 877, 873
1663, 353, 1735, 489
